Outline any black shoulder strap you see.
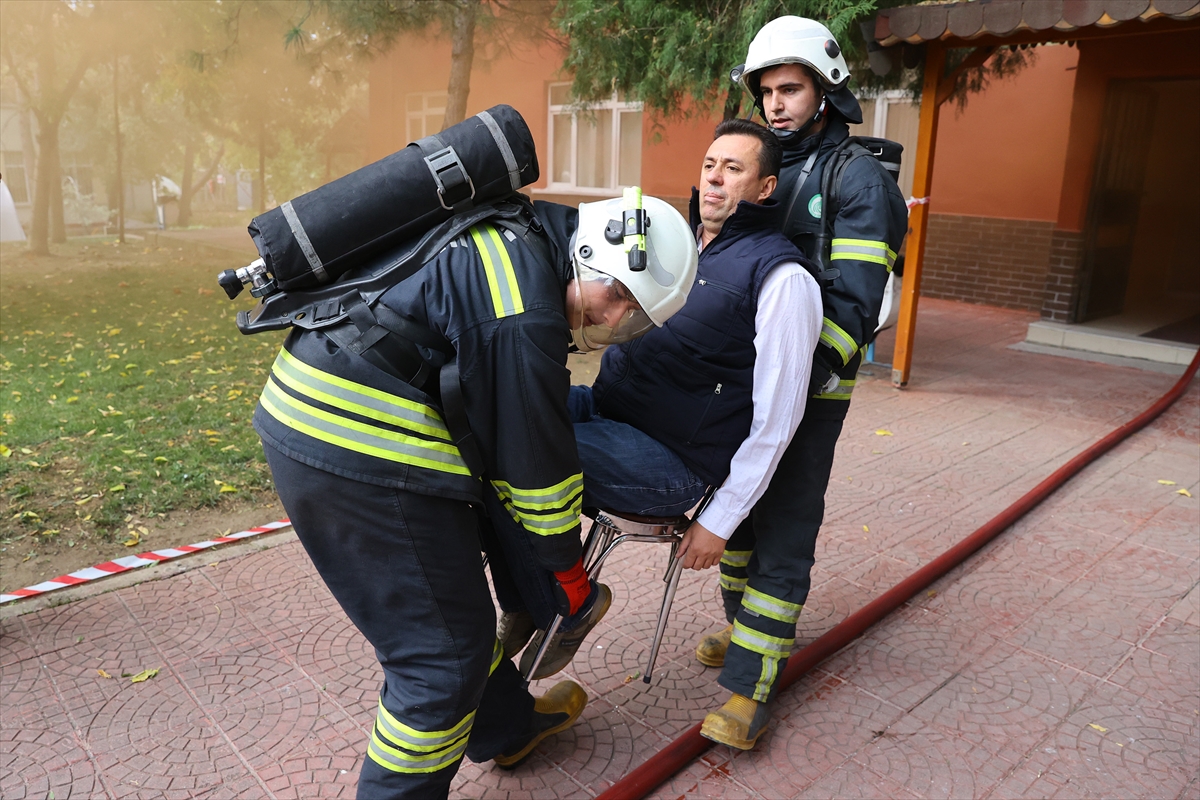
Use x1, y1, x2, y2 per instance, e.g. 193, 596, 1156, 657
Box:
782, 148, 821, 233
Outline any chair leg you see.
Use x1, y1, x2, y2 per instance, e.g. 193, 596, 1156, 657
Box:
522, 613, 565, 688
643, 546, 684, 684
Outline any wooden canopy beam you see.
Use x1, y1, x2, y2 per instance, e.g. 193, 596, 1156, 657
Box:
891, 41, 946, 388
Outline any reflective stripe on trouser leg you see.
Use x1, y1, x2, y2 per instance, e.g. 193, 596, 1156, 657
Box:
260, 444, 533, 798
718, 548, 752, 621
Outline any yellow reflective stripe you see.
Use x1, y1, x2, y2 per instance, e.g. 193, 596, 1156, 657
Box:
470, 224, 524, 318
492, 473, 584, 511
830, 238, 897, 270
491, 474, 584, 536
753, 654, 781, 702
720, 550, 752, 569
490, 639, 503, 675
812, 378, 855, 401
261, 378, 471, 475
731, 620, 793, 658
819, 317, 857, 366
742, 586, 803, 624
376, 701, 475, 752
273, 348, 452, 441
719, 574, 747, 593
367, 729, 468, 774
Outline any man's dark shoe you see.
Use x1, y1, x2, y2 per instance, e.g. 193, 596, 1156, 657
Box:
519, 583, 612, 680
497, 610, 536, 659
493, 680, 588, 769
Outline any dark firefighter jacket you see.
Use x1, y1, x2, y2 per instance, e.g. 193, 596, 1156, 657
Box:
253, 203, 584, 572
772, 116, 909, 419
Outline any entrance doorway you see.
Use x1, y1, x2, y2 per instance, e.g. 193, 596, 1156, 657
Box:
1078, 78, 1200, 344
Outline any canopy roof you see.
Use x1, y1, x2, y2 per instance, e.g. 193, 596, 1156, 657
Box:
874, 0, 1200, 47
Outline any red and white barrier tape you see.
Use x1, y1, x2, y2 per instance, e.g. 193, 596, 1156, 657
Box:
0, 519, 292, 604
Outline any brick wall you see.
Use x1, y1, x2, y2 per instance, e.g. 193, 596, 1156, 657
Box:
1040, 230, 1085, 322
919, 214, 1057, 312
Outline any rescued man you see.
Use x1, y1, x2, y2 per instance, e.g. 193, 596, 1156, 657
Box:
254, 192, 696, 798
492, 119, 826, 712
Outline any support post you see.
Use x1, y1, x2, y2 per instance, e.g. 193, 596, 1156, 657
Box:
891, 41, 945, 388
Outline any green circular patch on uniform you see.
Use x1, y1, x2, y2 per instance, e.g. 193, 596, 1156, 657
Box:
808, 194, 823, 218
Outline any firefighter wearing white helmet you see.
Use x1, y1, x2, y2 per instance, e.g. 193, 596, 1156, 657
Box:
253, 190, 695, 797
692, 16, 910, 752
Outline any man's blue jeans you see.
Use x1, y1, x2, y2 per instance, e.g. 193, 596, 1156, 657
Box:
486, 385, 708, 629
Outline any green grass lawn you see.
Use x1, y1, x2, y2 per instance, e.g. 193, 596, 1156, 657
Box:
1, 236, 285, 555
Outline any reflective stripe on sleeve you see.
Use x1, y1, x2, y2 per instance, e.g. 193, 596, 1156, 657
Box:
731, 619, 793, 658
367, 729, 469, 774
830, 238, 897, 271
819, 317, 858, 366
471, 224, 525, 318
741, 586, 803, 624
491, 473, 584, 536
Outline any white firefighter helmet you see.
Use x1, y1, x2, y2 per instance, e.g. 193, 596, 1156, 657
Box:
735, 16, 851, 92
570, 188, 697, 352
732, 16, 862, 127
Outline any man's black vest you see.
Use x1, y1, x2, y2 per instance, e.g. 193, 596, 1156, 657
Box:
592, 199, 802, 486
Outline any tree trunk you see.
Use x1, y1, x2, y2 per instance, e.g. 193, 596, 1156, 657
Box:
442, 0, 477, 129
178, 139, 196, 228
29, 123, 60, 255
258, 121, 266, 213
178, 142, 223, 228
113, 54, 125, 243
50, 163, 65, 243
722, 85, 742, 121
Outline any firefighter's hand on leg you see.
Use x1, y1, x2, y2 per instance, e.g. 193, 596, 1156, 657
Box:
677, 522, 725, 571
552, 558, 591, 616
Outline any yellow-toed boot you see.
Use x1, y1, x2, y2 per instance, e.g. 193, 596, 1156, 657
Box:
700, 693, 772, 750
695, 623, 734, 667
493, 680, 588, 769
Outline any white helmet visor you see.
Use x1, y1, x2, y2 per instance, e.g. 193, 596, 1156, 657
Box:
570, 262, 654, 352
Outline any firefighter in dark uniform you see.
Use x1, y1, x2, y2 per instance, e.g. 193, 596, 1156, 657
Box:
254, 191, 697, 798
692, 17, 910, 749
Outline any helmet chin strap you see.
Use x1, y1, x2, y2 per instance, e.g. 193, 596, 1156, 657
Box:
761, 95, 827, 145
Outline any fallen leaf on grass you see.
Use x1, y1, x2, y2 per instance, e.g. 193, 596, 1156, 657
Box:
129, 668, 159, 684
1179, 489, 1193, 498
97, 669, 112, 679
109, 484, 126, 493
123, 532, 140, 547
1158, 480, 1176, 485
0, 445, 9, 458
219, 484, 238, 493
875, 429, 893, 436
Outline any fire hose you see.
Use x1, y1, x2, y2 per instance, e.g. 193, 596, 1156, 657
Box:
599, 348, 1200, 800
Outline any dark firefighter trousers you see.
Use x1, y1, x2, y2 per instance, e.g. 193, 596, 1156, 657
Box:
717, 414, 844, 703
262, 444, 535, 799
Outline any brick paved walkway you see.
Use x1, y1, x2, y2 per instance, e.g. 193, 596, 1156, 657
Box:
3, 299, 1197, 799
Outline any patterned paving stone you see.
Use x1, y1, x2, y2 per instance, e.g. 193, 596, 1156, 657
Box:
905, 642, 1098, 755
288, 611, 379, 716
795, 758, 921, 799
0, 727, 100, 800
1107, 617, 1200, 716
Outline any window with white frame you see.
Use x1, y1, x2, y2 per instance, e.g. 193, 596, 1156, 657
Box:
406, 92, 447, 142
547, 83, 643, 192
848, 90, 918, 199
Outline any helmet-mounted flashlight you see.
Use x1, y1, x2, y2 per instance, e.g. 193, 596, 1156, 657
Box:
621, 187, 647, 271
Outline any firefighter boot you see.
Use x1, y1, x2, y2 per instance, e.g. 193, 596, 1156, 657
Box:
695, 623, 734, 667
497, 610, 536, 659
700, 693, 772, 750
493, 680, 588, 769
520, 583, 612, 680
